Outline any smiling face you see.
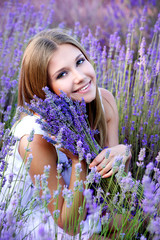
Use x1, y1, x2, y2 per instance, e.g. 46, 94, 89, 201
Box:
48, 44, 96, 103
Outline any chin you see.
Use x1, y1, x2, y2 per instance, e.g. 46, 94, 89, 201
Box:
71, 88, 96, 103
83, 93, 96, 103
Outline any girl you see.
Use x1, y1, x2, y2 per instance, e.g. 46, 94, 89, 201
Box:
10, 29, 131, 239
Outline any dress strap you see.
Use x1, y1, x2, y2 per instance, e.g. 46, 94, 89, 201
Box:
98, 88, 105, 113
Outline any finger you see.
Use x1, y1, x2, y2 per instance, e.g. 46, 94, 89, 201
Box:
102, 169, 113, 178
96, 157, 113, 171
96, 158, 106, 171
89, 153, 104, 168
59, 147, 79, 161
58, 146, 65, 152
51, 135, 56, 141
59, 147, 71, 156
98, 163, 112, 176
89, 149, 109, 168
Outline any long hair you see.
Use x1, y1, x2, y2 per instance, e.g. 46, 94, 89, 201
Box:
18, 29, 107, 147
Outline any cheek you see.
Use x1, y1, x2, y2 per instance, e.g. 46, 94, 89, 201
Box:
88, 64, 96, 81
48, 81, 61, 95
50, 81, 72, 96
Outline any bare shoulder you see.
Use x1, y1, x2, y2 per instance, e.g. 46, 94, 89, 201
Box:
99, 87, 118, 122
19, 134, 58, 178
19, 134, 57, 161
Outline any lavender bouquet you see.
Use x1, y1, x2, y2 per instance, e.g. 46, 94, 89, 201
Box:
25, 87, 102, 161
21, 87, 122, 196
21, 87, 144, 203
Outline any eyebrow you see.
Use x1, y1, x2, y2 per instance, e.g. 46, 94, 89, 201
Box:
52, 53, 83, 78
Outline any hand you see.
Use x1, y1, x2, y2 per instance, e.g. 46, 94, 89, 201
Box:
59, 147, 79, 163
50, 135, 79, 162
89, 144, 131, 178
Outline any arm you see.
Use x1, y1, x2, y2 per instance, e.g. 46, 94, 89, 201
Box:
89, 88, 131, 177
19, 134, 87, 235
100, 87, 119, 147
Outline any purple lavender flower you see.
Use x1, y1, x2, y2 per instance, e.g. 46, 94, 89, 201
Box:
74, 180, 80, 191
95, 187, 104, 203
112, 192, 119, 205
57, 163, 63, 175
27, 129, 35, 142
43, 165, 51, 179
78, 180, 84, 192
7, 172, 14, 188
42, 212, 50, 224
142, 174, 157, 215
38, 225, 45, 238
25, 153, 33, 171
53, 184, 62, 200
119, 172, 135, 193
86, 153, 92, 164
75, 162, 82, 178
78, 206, 84, 216
115, 163, 125, 182
105, 149, 111, 159
55, 127, 64, 146
125, 144, 132, 156
139, 6, 147, 31
136, 148, 146, 167
154, 13, 160, 33
53, 209, 60, 220
145, 162, 154, 175
62, 186, 73, 208
101, 212, 109, 225
85, 167, 101, 185
140, 235, 147, 240
139, 37, 146, 61
77, 140, 85, 161
147, 217, 160, 238
33, 175, 41, 204
112, 155, 123, 173
83, 188, 100, 216
155, 152, 160, 162
74, 180, 84, 192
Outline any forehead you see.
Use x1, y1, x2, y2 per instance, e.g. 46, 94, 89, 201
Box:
48, 44, 83, 73
52, 43, 82, 61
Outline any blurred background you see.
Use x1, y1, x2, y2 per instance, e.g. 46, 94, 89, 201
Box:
0, 0, 159, 47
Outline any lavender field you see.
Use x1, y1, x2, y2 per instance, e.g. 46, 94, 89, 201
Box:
0, 0, 160, 239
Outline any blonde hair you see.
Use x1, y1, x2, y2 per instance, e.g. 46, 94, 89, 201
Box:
18, 29, 107, 147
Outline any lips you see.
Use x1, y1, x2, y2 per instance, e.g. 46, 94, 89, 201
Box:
74, 81, 91, 93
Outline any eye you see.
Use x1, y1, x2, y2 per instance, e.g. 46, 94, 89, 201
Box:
76, 57, 85, 66
57, 71, 67, 79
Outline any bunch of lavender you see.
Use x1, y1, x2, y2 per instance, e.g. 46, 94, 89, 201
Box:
23, 88, 144, 202
24, 86, 101, 160
22, 87, 124, 203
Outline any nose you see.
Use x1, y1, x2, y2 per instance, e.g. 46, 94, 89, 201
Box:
72, 68, 85, 84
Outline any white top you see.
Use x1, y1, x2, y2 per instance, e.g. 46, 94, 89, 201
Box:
3, 114, 101, 239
